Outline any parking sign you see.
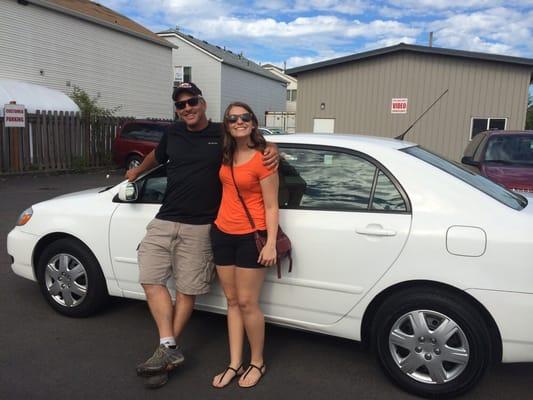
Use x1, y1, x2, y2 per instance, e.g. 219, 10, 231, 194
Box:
4, 104, 26, 127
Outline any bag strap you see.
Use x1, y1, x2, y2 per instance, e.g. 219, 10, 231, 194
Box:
230, 164, 257, 231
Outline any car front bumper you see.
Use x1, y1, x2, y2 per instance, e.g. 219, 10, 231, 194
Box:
7, 227, 40, 282
466, 288, 533, 363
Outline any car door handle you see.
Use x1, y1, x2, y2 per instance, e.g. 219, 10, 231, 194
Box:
356, 225, 397, 237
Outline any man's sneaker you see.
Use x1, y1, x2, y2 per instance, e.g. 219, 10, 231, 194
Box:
136, 345, 185, 376
144, 371, 169, 389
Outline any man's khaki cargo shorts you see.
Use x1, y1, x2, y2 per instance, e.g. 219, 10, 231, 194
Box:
138, 218, 215, 295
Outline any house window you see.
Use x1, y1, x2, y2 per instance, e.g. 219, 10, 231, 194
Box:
286, 89, 297, 102
470, 117, 507, 139
183, 66, 192, 83
173, 66, 192, 84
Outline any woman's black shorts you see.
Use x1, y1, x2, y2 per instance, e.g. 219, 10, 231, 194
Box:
210, 224, 267, 268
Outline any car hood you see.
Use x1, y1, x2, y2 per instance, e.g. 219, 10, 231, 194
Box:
50, 187, 110, 201
482, 164, 533, 190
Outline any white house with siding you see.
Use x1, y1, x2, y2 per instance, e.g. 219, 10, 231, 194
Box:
0, 0, 174, 119
157, 29, 287, 124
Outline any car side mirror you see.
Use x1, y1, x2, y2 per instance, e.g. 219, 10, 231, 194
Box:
118, 182, 139, 202
461, 156, 479, 166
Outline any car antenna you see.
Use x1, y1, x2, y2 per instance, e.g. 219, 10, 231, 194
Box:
395, 89, 449, 140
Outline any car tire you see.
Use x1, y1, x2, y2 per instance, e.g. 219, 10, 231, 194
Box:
126, 154, 142, 170
373, 288, 492, 398
36, 238, 109, 317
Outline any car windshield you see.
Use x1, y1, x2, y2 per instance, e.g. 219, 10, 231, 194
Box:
484, 135, 533, 165
404, 146, 527, 210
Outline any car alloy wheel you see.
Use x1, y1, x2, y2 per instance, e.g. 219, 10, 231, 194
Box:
37, 238, 108, 317
388, 309, 469, 385
373, 288, 492, 398
44, 253, 88, 308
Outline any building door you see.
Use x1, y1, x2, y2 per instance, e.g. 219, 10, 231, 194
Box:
313, 118, 335, 133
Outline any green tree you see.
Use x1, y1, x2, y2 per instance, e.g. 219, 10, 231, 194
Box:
69, 85, 119, 118
526, 95, 533, 130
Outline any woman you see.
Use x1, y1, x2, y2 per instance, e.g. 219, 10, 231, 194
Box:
210, 102, 279, 388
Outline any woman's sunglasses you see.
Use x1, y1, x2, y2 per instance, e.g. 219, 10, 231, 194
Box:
174, 96, 201, 110
226, 113, 253, 124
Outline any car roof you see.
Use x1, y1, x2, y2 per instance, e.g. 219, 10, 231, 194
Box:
482, 130, 533, 137
123, 119, 172, 125
267, 133, 416, 152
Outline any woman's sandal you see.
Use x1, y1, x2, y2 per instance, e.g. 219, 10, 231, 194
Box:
238, 363, 266, 388
212, 364, 244, 388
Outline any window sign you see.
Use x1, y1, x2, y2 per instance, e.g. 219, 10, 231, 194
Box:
391, 98, 408, 114
4, 104, 25, 127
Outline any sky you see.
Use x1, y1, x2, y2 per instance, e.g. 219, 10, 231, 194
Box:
99, 0, 533, 70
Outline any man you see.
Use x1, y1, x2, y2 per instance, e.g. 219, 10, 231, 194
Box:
128, 82, 278, 388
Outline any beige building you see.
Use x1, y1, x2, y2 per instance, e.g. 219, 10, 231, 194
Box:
287, 43, 533, 161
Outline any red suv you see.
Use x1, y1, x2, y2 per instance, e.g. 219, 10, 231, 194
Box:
112, 120, 171, 170
461, 130, 533, 193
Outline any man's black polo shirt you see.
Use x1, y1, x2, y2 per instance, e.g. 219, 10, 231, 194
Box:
154, 121, 223, 224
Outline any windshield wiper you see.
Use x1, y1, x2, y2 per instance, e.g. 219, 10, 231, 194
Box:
99, 185, 115, 193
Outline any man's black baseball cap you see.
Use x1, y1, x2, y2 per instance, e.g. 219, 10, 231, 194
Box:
172, 82, 203, 100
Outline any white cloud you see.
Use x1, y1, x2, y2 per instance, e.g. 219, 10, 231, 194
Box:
98, 0, 533, 70
284, 50, 351, 68
428, 8, 533, 56
345, 20, 420, 38
189, 15, 419, 41
378, 0, 533, 18
292, 0, 368, 15
363, 36, 417, 50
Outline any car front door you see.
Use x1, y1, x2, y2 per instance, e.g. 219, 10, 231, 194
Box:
108, 167, 167, 295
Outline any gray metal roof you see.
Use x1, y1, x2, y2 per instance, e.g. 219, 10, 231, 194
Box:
158, 29, 286, 83
286, 43, 533, 76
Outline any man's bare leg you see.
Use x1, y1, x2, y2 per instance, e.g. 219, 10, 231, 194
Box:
143, 284, 174, 338
173, 292, 196, 341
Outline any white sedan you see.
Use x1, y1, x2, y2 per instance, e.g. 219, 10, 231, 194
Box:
7, 134, 533, 398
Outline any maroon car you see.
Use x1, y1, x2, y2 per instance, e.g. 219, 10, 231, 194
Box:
462, 130, 533, 192
112, 120, 171, 170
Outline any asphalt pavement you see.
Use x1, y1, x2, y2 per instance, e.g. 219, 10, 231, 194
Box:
1, 170, 532, 400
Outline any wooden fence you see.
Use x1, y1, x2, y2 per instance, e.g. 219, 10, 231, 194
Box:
0, 111, 151, 173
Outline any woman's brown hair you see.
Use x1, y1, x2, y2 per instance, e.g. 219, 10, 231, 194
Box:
222, 101, 266, 165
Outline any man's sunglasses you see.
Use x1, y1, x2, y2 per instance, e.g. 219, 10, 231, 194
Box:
174, 96, 201, 110
226, 113, 253, 124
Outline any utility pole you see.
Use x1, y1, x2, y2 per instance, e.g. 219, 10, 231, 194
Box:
429, 32, 434, 47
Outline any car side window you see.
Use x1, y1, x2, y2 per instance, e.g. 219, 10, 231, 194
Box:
464, 132, 485, 158
473, 134, 489, 162
372, 171, 407, 211
121, 124, 165, 142
137, 167, 167, 204
278, 146, 407, 212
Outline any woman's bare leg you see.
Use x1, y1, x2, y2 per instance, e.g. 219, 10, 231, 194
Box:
236, 267, 267, 386
212, 265, 244, 387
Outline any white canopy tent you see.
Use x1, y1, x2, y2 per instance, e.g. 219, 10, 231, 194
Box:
0, 79, 80, 116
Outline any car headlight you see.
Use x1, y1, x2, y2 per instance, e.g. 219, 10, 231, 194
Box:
16, 207, 33, 226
